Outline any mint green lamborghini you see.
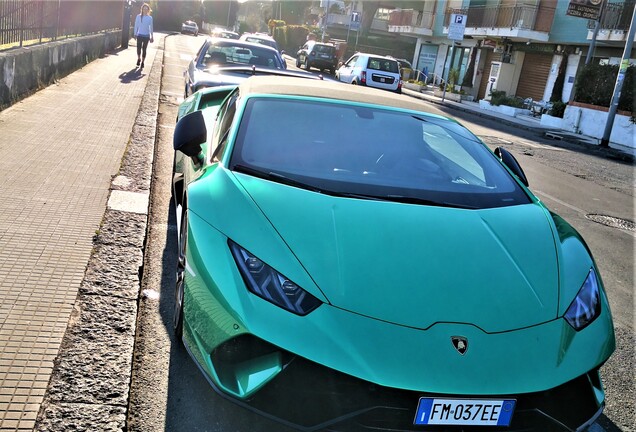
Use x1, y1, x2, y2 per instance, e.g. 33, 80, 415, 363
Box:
171, 76, 615, 432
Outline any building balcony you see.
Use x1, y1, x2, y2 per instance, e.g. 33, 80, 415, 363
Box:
444, 5, 552, 42
325, 13, 389, 33
387, 9, 434, 37
587, 1, 636, 42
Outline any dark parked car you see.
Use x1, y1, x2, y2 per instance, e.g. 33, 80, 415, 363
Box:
296, 41, 338, 74
184, 38, 294, 97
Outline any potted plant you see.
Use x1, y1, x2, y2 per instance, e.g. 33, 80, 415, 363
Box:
403, 79, 426, 92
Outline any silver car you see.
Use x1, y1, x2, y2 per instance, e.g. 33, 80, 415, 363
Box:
181, 20, 199, 36
336, 53, 402, 93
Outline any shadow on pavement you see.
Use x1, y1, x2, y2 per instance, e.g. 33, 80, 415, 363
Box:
119, 68, 144, 84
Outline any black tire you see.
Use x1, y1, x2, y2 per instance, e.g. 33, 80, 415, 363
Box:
329, 68, 335, 75
295, 58, 301, 68
304, 58, 311, 71
173, 203, 187, 341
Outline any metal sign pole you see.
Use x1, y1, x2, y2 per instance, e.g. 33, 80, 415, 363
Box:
600, 5, 635, 147
444, 13, 467, 102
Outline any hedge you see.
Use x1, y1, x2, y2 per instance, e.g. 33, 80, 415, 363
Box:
574, 64, 634, 114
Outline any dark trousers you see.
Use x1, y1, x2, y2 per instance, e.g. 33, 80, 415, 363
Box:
136, 35, 150, 59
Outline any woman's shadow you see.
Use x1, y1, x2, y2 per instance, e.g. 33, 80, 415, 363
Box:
119, 67, 144, 84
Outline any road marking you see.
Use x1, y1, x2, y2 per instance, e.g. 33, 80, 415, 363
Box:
534, 190, 586, 214
536, 190, 636, 238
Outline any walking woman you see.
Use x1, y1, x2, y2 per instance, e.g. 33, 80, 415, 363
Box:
133, 3, 154, 69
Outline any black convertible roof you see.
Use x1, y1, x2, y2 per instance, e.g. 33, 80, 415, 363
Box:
238, 76, 436, 114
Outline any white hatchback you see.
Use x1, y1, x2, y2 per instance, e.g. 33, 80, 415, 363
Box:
336, 53, 401, 93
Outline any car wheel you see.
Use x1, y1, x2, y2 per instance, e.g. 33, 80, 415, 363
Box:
304, 58, 310, 71
295, 58, 301, 68
351, 80, 357, 85
329, 68, 335, 75
173, 203, 187, 340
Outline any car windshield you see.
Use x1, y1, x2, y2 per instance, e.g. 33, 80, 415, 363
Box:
231, 98, 531, 209
214, 30, 238, 39
368, 58, 399, 73
202, 43, 281, 69
245, 37, 278, 50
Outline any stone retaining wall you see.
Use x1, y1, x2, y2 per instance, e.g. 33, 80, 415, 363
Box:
0, 31, 121, 110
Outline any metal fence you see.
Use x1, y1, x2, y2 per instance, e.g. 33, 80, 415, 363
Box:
445, 4, 545, 31
0, 0, 124, 50
587, 0, 635, 30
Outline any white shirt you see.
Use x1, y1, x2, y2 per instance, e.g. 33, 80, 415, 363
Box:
134, 14, 153, 37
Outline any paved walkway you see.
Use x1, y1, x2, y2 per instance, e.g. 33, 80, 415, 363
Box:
0, 37, 160, 431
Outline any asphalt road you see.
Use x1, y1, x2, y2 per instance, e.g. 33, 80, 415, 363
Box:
127, 34, 634, 432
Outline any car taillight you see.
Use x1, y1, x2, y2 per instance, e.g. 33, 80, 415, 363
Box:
361, 71, 366, 84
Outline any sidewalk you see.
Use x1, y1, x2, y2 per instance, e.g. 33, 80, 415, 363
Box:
402, 87, 635, 160
0, 35, 162, 431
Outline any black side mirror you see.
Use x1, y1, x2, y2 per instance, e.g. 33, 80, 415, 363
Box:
174, 110, 207, 158
494, 147, 529, 187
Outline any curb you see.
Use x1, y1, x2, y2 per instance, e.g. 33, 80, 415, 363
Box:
33, 41, 163, 431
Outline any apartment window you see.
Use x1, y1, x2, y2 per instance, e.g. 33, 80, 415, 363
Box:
376, 8, 393, 21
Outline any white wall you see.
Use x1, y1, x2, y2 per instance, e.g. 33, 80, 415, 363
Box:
562, 53, 580, 102
562, 106, 635, 150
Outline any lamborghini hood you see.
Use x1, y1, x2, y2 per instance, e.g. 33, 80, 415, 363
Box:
237, 177, 559, 333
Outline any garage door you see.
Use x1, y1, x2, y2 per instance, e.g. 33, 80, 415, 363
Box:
515, 52, 552, 101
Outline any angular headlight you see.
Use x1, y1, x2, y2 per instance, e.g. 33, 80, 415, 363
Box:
564, 268, 601, 331
229, 240, 321, 315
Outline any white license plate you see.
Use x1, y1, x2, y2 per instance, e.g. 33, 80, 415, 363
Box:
414, 398, 516, 426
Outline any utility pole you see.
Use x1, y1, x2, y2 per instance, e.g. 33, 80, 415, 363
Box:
600, 5, 635, 147
322, 0, 330, 42
586, 19, 600, 65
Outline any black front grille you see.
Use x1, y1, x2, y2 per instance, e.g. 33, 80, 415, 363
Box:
212, 336, 603, 432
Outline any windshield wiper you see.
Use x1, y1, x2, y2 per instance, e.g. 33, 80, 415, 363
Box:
233, 165, 387, 200
385, 194, 477, 209
233, 165, 324, 193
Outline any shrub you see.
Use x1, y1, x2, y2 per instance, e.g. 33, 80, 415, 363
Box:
549, 101, 567, 118
489, 90, 523, 107
448, 68, 459, 87
490, 90, 507, 106
574, 64, 634, 114
280, 25, 311, 53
